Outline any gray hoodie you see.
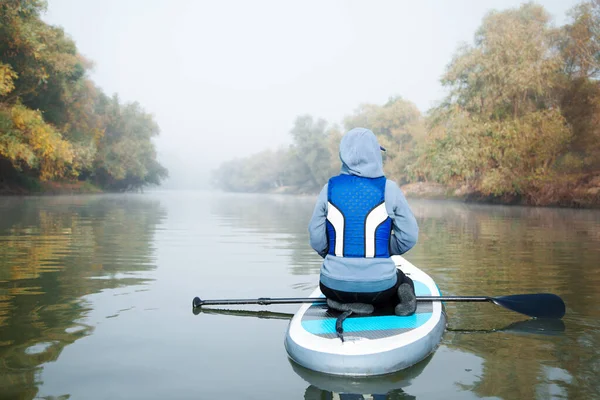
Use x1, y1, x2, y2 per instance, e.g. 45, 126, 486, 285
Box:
308, 127, 419, 292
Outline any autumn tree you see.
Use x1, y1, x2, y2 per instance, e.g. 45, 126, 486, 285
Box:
0, 0, 167, 191
414, 3, 574, 199
556, 0, 600, 173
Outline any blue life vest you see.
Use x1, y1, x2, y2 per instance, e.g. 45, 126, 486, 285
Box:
326, 175, 392, 258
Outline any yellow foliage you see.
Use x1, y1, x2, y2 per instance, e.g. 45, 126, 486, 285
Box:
478, 110, 572, 195
0, 63, 18, 96
0, 0, 166, 191
0, 105, 76, 180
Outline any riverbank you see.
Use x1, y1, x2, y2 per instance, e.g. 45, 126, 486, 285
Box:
3, 176, 599, 209
261, 176, 600, 209
400, 176, 600, 209
0, 180, 102, 196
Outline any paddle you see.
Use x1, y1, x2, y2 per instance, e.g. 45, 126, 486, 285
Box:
192, 293, 566, 319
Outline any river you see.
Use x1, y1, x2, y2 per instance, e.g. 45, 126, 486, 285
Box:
0, 191, 598, 399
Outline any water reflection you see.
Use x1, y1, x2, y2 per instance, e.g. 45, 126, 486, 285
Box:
194, 305, 571, 399
408, 200, 600, 304
406, 201, 600, 399
448, 318, 566, 337
209, 192, 322, 276
292, 358, 429, 400
192, 306, 294, 320
1, 192, 598, 399
0, 194, 165, 399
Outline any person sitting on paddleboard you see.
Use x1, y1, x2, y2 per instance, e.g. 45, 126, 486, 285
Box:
308, 127, 419, 316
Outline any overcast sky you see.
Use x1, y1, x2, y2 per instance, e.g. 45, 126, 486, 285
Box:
42, 0, 581, 187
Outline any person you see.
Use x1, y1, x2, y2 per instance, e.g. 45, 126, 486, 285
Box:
308, 127, 419, 316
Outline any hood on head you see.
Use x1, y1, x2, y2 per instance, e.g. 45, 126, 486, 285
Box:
339, 127, 385, 178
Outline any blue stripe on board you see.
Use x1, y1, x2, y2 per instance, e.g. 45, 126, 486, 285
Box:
413, 281, 431, 296
302, 313, 434, 334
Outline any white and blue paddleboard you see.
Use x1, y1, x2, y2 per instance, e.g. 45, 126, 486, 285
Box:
284, 255, 446, 376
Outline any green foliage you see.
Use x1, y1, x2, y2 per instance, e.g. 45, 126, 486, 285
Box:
0, 0, 166, 191
344, 96, 424, 183
409, 107, 483, 185
93, 96, 167, 191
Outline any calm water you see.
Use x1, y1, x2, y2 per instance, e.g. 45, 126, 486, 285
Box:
0, 191, 599, 399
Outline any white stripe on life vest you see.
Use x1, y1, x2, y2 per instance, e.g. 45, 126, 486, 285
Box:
326, 202, 344, 257
365, 203, 388, 257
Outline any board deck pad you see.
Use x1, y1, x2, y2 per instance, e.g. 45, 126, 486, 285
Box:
300, 280, 434, 340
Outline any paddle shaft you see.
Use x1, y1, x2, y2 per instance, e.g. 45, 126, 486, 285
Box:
193, 296, 490, 307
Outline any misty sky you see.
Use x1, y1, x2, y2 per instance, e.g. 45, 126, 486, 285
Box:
42, 0, 581, 187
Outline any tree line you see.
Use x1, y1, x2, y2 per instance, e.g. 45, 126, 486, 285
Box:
212, 1, 600, 207
0, 0, 167, 193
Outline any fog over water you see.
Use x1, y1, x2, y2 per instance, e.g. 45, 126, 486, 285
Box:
42, 0, 579, 189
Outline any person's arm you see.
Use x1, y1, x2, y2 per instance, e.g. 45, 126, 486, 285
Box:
308, 184, 329, 258
386, 180, 418, 255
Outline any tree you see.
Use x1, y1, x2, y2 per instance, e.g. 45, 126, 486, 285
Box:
414, 3, 575, 199
93, 96, 167, 191
441, 3, 561, 119
344, 96, 425, 183
289, 115, 336, 190
560, 0, 600, 80
556, 1, 600, 171
0, 0, 167, 191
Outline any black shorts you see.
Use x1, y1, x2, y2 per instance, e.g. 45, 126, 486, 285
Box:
319, 269, 415, 307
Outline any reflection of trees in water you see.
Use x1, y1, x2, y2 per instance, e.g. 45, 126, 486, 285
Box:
447, 330, 566, 399
408, 200, 600, 310
0, 194, 166, 399
209, 193, 323, 276
408, 200, 600, 400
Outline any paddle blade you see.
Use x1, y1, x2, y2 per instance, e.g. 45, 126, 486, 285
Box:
492, 293, 566, 319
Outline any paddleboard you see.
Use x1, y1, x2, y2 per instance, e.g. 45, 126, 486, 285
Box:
284, 255, 446, 376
